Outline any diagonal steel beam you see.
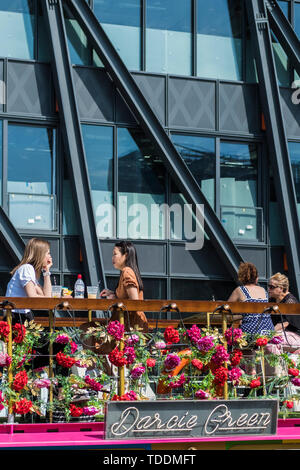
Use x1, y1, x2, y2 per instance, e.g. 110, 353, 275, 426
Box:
41, 0, 106, 288
0, 207, 24, 265
64, 0, 243, 280
265, 0, 300, 77
246, 0, 300, 297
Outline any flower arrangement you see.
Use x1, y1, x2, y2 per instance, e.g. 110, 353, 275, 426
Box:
0, 316, 298, 423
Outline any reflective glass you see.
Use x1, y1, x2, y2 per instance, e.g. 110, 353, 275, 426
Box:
82, 125, 114, 238
7, 125, 56, 230
288, 142, 300, 221
146, 0, 192, 75
220, 142, 259, 240
172, 134, 215, 208
0, 0, 35, 60
63, 159, 79, 236
64, 9, 91, 65
272, 32, 289, 87
197, 0, 242, 80
0, 121, 2, 206
117, 128, 166, 240
94, 0, 140, 70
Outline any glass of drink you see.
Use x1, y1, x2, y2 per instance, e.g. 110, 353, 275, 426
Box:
52, 286, 62, 298
87, 286, 98, 299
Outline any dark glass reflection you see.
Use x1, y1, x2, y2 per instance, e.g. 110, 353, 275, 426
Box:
172, 134, 215, 208
289, 142, 300, 203
0, 0, 35, 60
117, 128, 165, 239
64, 9, 91, 65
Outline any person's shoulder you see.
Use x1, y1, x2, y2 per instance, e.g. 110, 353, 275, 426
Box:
122, 266, 135, 276
16, 264, 35, 277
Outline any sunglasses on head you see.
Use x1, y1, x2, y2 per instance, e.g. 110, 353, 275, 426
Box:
268, 284, 280, 289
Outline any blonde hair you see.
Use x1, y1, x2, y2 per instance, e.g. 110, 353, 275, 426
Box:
269, 272, 289, 292
11, 238, 50, 278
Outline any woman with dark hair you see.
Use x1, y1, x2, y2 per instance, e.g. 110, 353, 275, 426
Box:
227, 262, 274, 336
100, 241, 148, 332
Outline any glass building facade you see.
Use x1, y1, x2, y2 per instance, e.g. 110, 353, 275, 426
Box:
0, 0, 299, 300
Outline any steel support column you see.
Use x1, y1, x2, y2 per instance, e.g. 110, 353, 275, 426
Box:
0, 207, 24, 265
65, 0, 243, 280
41, 0, 106, 288
266, 0, 300, 76
246, 0, 300, 297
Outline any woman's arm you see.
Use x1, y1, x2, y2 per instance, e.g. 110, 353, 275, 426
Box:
126, 287, 140, 300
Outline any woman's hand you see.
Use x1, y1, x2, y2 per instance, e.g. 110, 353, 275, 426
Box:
43, 255, 53, 273
100, 288, 116, 299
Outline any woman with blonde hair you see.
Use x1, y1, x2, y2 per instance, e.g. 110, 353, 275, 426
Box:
268, 272, 300, 351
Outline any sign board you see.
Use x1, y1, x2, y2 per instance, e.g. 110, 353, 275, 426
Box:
105, 399, 278, 440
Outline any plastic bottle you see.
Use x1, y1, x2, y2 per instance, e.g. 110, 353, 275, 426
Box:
74, 274, 85, 298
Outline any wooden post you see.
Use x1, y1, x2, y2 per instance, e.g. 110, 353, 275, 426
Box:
6, 308, 14, 423
118, 307, 125, 397
222, 311, 228, 400
49, 309, 54, 423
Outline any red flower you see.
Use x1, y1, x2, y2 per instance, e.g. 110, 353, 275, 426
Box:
284, 400, 294, 409
164, 327, 180, 345
288, 368, 300, 377
70, 404, 83, 417
230, 350, 243, 366
191, 359, 203, 371
256, 337, 268, 347
0, 321, 9, 341
146, 358, 156, 368
13, 323, 26, 343
213, 366, 228, 386
56, 351, 76, 368
13, 371, 28, 391
108, 347, 127, 367
13, 398, 32, 415
250, 378, 261, 388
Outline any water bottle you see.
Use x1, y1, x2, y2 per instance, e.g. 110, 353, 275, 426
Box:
74, 274, 85, 298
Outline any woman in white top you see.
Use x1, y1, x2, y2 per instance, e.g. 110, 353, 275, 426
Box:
6, 238, 52, 323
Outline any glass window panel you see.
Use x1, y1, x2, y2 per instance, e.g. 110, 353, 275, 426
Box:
63, 159, 79, 236
172, 134, 215, 208
272, 32, 289, 87
288, 142, 300, 221
296, 2, 300, 38
0, 0, 35, 60
0, 121, 2, 206
37, 4, 51, 62
197, 0, 242, 80
146, 0, 192, 75
278, 1, 289, 19
82, 125, 114, 238
64, 9, 91, 65
7, 125, 56, 230
117, 128, 166, 240
220, 142, 259, 240
94, 0, 140, 70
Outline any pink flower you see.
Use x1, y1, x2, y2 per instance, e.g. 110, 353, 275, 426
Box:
164, 354, 181, 371
55, 334, 70, 344
0, 353, 11, 367
126, 334, 139, 346
34, 378, 51, 389
228, 367, 243, 384
82, 406, 100, 416
131, 365, 145, 379
84, 375, 103, 391
107, 321, 125, 341
154, 341, 166, 350
195, 389, 209, 399
292, 377, 300, 387
197, 336, 214, 352
70, 341, 78, 354
186, 325, 202, 344
211, 345, 230, 365
124, 346, 136, 364
169, 374, 186, 389
224, 327, 243, 346
270, 336, 284, 344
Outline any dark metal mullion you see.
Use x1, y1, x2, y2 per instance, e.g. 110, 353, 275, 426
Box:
41, 0, 106, 289
66, 0, 244, 280
192, 0, 197, 77
141, 0, 146, 71
2, 119, 7, 214
114, 124, 118, 239
246, 0, 300, 297
215, 137, 220, 218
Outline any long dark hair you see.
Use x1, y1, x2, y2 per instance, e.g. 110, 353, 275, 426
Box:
115, 241, 143, 291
